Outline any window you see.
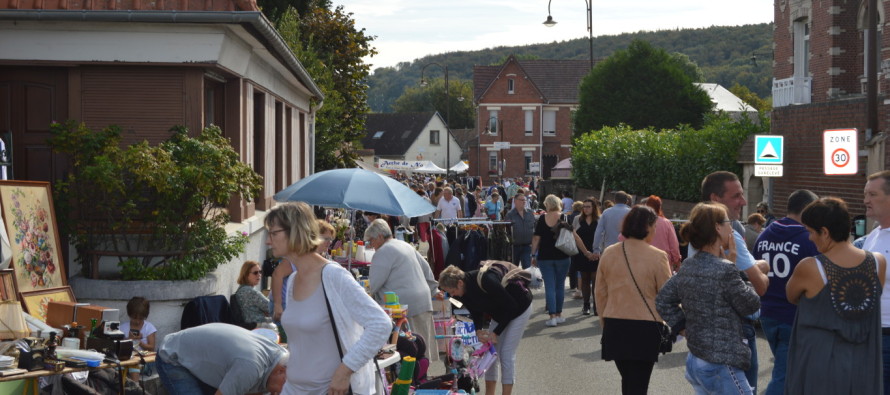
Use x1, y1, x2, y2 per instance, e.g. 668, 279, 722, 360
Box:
543, 110, 556, 135
488, 111, 498, 135
489, 152, 498, 170
524, 151, 533, 173
430, 130, 440, 145
373, 131, 384, 139
507, 79, 515, 94
793, 19, 810, 79
524, 110, 534, 136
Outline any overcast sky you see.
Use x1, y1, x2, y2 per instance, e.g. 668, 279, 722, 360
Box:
332, 0, 774, 71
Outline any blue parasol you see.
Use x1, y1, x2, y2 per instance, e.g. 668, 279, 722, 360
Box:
273, 168, 435, 217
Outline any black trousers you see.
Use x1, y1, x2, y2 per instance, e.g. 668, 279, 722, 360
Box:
614, 359, 655, 395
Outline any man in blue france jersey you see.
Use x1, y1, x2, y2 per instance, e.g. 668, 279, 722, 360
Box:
753, 189, 819, 395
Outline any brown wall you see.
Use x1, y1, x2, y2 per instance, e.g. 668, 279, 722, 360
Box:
770, 100, 873, 217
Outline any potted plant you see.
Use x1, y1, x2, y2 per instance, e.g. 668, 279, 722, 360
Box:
49, 121, 263, 280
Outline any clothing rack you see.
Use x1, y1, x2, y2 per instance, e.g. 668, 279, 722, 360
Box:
427, 218, 515, 276
432, 218, 513, 226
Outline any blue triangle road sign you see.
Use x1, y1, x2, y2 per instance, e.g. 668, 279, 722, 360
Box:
755, 136, 783, 164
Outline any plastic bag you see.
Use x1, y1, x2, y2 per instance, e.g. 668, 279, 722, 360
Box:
528, 266, 543, 289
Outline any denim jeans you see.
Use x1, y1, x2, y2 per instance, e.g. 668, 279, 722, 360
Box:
685, 353, 753, 395
742, 322, 757, 393
512, 244, 531, 269
537, 258, 571, 314
883, 333, 890, 395
760, 316, 792, 395
156, 354, 216, 395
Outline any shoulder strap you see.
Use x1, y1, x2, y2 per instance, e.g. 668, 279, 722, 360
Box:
476, 262, 492, 291
622, 243, 659, 322
321, 264, 358, 395
321, 265, 346, 359
814, 255, 828, 284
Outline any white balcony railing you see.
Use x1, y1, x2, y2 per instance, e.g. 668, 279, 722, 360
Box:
772, 76, 812, 108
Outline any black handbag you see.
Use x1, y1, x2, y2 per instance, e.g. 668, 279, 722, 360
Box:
622, 243, 673, 354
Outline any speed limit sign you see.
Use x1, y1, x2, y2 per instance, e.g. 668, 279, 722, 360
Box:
823, 129, 858, 175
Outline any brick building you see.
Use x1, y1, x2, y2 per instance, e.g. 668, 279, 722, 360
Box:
471, 56, 590, 183
769, 0, 888, 224
0, 0, 321, 222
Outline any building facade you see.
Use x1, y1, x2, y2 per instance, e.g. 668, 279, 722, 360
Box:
361, 111, 460, 172
471, 56, 590, 183
0, 1, 321, 223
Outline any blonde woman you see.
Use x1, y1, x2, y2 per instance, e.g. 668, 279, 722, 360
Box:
266, 202, 390, 395
531, 194, 590, 327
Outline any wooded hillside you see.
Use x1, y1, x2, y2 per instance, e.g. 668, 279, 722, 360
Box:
367, 23, 772, 113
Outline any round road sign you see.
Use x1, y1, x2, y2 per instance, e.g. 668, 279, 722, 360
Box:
831, 148, 850, 167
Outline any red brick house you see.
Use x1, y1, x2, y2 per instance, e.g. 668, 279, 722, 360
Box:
471, 56, 590, 183
0, 0, 323, 222
769, 0, 888, 220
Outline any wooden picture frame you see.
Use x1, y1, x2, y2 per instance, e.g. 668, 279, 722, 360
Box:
0, 269, 17, 301
20, 286, 75, 323
0, 181, 66, 293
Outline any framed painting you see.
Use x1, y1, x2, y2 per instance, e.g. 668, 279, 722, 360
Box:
0, 181, 66, 293
0, 269, 17, 301
20, 286, 75, 322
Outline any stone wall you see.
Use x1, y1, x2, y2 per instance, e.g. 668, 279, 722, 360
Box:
68, 210, 271, 343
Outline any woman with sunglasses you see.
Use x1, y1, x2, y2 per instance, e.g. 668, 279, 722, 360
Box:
234, 260, 271, 328
656, 202, 760, 394
268, 202, 390, 395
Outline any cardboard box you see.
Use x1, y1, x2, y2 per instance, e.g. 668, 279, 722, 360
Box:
46, 301, 88, 329
76, 305, 120, 328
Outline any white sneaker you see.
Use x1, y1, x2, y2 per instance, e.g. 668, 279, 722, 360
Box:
555, 316, 566, 324
545, 318, 558, 327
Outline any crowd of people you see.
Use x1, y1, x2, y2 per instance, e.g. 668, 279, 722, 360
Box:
145, 168, 890, 395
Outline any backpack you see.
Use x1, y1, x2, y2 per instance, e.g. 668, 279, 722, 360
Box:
475, 260, 531, 292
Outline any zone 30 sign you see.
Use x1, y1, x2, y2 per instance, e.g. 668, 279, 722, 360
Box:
823, 129, 858, 175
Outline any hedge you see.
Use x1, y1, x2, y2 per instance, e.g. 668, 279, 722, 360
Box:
572, 112, 768, 202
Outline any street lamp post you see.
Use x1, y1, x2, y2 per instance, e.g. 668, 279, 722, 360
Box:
544, 0, 593, 69
420, 63, 450, 178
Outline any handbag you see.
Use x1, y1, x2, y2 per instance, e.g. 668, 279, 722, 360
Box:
554, 214, 579, 256
622, 243, 672, 354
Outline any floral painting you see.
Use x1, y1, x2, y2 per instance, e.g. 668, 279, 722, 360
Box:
20, 286, 75, 323
0, 181, 66, 293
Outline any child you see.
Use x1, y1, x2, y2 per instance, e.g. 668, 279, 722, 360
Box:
120, 296, 157, 381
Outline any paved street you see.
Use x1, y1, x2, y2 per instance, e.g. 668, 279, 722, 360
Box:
432, 282, 775, 394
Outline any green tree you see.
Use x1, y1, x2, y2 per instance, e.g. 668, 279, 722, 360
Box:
573, 40, 714, 138
391, 78, 475, 129
275, 5, 375, 170
671, 52, 704, 82
729, 82, 771, 112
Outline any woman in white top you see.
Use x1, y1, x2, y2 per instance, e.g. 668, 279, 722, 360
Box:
267, 202, 391, 395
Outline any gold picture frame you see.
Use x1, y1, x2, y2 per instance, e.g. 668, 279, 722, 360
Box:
0, 181, 66, 293
0, 269, 17, 301
20, 286, 75, 322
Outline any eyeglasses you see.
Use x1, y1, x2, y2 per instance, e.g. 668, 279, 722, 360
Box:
268, 229, 287, 237
719, 219, 732, 224
251, 271, 262, 275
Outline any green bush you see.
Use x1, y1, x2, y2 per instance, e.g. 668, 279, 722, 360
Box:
49, 122, 263, 280
572, 112, 768, 202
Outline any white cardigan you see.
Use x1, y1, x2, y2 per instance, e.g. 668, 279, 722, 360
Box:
285, 262, 391, 394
